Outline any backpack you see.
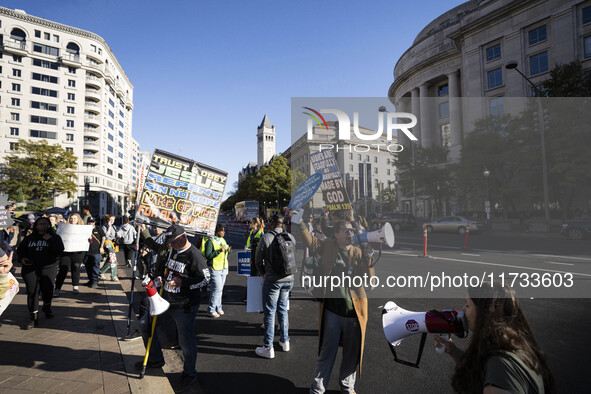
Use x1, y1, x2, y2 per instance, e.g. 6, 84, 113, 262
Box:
269, 230, 297, 278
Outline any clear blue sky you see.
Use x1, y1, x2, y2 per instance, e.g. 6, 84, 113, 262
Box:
3, 0, 465, 197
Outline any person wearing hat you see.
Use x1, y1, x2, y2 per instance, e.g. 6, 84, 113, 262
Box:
83, 217, 105, 288
137, 223, 210, 393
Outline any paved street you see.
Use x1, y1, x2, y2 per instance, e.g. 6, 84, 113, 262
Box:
1, 219, 590, 393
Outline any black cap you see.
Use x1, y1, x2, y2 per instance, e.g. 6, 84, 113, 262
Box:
87, 216, 96, 223
164, 223, 186, 243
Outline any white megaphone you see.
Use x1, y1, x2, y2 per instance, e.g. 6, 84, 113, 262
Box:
352, 222, 395, 248
382, 301, 468, 367
142, 277, 170, 316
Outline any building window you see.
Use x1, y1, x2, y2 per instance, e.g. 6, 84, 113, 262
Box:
119, 120, 124, 128
108, 145, 114, 153
32, 87, 58, 97
30, 130, 57, 139
66, 147, 73, 153
118, 131, 124, 138
35, 30, 41, 38
10, 127, 19, 136
387, 169, 391, 176
440, 124, 451, 147
374, 167, 378, 174
439, 101, 449, 118
12, 83, 21, 92
584, 36, 591, 59
31, 115, 57, 125
53, 35, 59, 43
108, 110, 114, 118
11, 113, 20, 121
487, 68, 502, 89
438, 84, 449, 96
529, 51, 548, 76
349, 165, 353, 171
68, 79, 76, 87
68, 93, 75, 100
66, 133, 74, 141
13, 55, 22, 63
68, 67, 76, 74
10, 142, 18, 151
44, 32, 50, 40
12, 69, 21, 77
584, 6, 591, 25
107, 169, 113, 175
32, 59, 59, 70
528, 25, 547, 46
118, 162, 123, 169
118, 153, 123, 159
486, 44, 501, 62
67, 120, 75, 128
11, 98, 20, 106
31, 101, 57, 111
33, 43, 60, 56
374, 156, 378, 163
67, 106, 75, 114
32, 73, 58, 84
118, 142, 123, 149
108, 122, 114, 130
109, 98, 114, 107
107, 157, 114, 164
108, 133, 114, 141
489, 97, 504, 117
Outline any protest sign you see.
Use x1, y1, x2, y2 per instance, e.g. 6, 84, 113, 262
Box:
310, 149, 352, 212
0, 208, 12, 227
246, 276, 264, 312
135, 149, 228, 236
237, 251, 251, 276
57, 223, 93, 252
288, 172, 323, 212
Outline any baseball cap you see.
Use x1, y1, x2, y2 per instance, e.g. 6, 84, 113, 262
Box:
27, 214, 35, 221
164, 223, 186, 243
87, 216, 96, 223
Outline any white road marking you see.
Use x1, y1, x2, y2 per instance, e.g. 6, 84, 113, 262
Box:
545, 261, 574, 266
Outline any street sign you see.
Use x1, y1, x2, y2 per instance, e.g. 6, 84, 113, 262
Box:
237, 251, 251, 276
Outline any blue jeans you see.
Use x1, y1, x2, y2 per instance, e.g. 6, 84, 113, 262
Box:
207, 268, 227, 314
262, 280, 292, 348
139, 303, 200, 376
84, 254, 102, 284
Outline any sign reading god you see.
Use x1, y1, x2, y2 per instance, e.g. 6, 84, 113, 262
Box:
309, 149, 352, 212
135, 149, 228, 236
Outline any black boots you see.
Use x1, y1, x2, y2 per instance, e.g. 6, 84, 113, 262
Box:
42, 304, 54, 319
26, 312, 38, 330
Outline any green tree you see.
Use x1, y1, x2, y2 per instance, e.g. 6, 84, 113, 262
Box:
0, 140, 77, 210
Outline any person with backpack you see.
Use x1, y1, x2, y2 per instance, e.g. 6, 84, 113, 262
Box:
204, 224, 231, 318
254, 214, 297, 359
117, 216, 137, 273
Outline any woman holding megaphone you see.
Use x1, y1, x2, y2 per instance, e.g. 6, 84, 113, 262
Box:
434, 284, 555, 393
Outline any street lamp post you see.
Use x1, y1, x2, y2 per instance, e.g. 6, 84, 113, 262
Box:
483, 168, 490, 221
505, 60, 551, 231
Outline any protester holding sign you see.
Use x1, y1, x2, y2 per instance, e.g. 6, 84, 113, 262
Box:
54, 214, 89, 297
204, 224, 231, 318
17, 217, 64, 329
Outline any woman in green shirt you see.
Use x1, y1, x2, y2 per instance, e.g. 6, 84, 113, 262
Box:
435, 284, 555, 393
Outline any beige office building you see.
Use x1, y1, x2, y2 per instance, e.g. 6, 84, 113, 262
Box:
0, 7, 136, 217
388, 0, 591, 217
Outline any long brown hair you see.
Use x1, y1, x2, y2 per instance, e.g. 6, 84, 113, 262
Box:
452, 284, 555, 393
250, 216, 264, 232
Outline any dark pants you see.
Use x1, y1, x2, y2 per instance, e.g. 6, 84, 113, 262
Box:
84, 253, 102, 284
22, 263, 58, 313
55, 252, 84, 290
123, 244, 136, 267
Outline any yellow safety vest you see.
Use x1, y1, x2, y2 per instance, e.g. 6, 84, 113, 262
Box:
209, 237, 228, 271
246, 229, 263, 249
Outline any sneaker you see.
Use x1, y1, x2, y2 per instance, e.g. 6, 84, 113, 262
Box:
134, 359, 165, 370
255, 346, 275, 359
91, 282, 99, 289
111, 277, 119, 282
124, 329, 142, 341
53, 289, 60, 298
177, 373, 198, 393
279, 340, 290, 352
99, 274, 107, 280
73, 286, 79, 294
210, 312, 220, 318
83, 281, 92, 287
217, 309, 224, 316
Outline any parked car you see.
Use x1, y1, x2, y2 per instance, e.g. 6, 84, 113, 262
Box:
375, 212, 417, 231
425, 216, 482, 234
561, 220, 591, 240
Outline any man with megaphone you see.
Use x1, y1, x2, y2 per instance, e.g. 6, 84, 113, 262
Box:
298, 213, 375, 394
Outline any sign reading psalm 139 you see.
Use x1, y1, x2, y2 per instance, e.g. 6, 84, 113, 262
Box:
136, 149, 228, 236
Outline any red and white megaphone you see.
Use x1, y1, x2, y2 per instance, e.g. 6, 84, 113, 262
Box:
142, 277, 170, 316
352, 222, 395, 248
382, 301, 468, 367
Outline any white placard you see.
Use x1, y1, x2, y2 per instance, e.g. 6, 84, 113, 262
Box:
56, 222, 93, 252
246, 276, 264, 313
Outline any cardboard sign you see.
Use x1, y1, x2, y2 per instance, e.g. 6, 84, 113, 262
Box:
56, 223, 93, 252
246, 276, 264, 312
135, 149, 228, 236
237, 251, 251, 276
0, 208, 12, 227
310, 149, 352, 212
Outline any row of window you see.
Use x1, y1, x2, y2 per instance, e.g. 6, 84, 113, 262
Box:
8, 113, 75, 127
486, 51, 548, 90
34, 29, 60, 43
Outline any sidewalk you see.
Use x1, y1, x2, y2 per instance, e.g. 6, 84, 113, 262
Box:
0, 260, 193, 393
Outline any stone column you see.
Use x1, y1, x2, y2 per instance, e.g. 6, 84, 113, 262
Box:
419, 84, 430, 147
447, 70, 463, 159
411, 88, 420, 143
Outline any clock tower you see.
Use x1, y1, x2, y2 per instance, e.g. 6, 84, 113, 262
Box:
257, 114, 276, 169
